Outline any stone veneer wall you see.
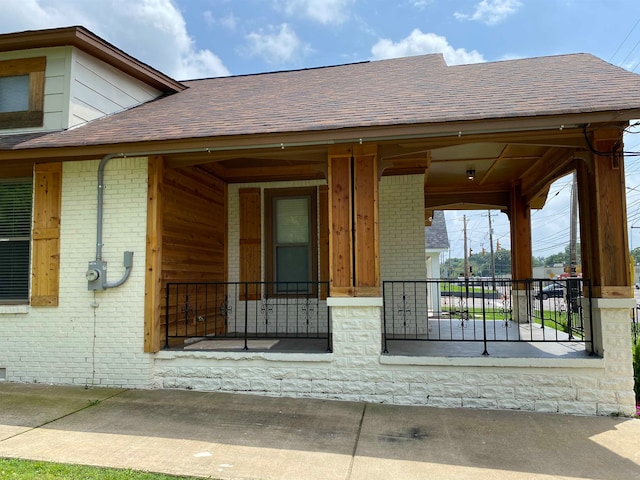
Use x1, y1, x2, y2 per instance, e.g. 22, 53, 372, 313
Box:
154, 299, 635, 416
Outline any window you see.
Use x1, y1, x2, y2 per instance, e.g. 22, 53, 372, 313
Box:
0, 57, 46, 129
265, 187, 318, 295
0, 179, 32, 304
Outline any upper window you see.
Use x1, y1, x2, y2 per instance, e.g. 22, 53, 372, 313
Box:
0, 57, 46, 129
265, 187, 318, 295
0, 179, 32, 304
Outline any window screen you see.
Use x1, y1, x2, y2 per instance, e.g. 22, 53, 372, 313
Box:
0, 75, 30, 113
0, 180, 32, 302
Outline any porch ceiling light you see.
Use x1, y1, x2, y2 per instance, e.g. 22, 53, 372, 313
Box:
466, 168, 476, 181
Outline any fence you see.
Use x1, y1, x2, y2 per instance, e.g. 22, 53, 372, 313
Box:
382, 278, 592, 355
165, 281, 331, 351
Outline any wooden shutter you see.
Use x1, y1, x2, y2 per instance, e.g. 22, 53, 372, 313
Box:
31, 163, 62, 306
239, 188, 261, 300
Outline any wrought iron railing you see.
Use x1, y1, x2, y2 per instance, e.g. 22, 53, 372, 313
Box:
165, 281, 331, 352
382, 278, 593, 355
633, 303, 639, 345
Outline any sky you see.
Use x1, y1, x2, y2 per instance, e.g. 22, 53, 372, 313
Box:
2, 0, 640, 260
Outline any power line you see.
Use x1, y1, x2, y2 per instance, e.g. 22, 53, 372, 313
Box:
609, 16, 640, 63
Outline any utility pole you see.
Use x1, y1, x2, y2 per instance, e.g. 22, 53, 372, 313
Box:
569, 172, 578, 276
488, 210, 496, 280
463, 215, 469, 278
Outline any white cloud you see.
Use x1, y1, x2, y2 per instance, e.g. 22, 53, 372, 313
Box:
410, 0, 433, 8
245, 23, 312, 65
454, 0, 522, 26
204, 11, 238, 31
370, 29, 485, 65
0, 0, 230, 80
276, 0, 353, 24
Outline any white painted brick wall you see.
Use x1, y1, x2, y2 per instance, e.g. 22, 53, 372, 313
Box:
0, 158, 152, 387
379, 174, 426, 281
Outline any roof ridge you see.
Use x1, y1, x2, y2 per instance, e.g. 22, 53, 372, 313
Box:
183, 53, 448, 82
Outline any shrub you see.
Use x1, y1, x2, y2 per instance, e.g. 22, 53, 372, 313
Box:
634, 340, 640, 405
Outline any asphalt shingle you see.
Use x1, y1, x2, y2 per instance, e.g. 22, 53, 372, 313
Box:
3, 52, 640, 151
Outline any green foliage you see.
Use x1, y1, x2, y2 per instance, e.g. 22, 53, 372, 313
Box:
441, 249, 512, 277
0, 458, 206, 480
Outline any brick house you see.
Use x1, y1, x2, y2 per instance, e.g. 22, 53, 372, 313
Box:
1, 26, 640, 415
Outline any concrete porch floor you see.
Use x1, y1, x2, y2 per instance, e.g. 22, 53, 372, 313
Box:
169, 326, 592, 359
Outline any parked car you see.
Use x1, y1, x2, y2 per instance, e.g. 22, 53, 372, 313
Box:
534, 283, 564, 300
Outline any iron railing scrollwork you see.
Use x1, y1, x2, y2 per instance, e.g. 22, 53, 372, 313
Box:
382, 278, 593, 356
165, 281, 331, 352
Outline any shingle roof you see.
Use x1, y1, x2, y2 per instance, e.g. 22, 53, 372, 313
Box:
3, 52, 640, 151
425, 211, 449, 250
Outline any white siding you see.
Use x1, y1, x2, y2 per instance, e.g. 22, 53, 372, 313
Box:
68, 49, 161, 127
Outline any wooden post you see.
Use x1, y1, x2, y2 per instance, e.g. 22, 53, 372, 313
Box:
353, 144, 380, 296
327, 144, 380, 297
328, 146, 354, 296
144, 155, 164, 353
577, 127, 631, 298
509, 182, 532, 281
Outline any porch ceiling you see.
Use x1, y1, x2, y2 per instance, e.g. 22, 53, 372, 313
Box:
163, 124, 589, 211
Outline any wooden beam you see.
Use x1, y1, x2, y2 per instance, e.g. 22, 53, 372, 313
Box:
425, 191, 510, 210
520, 147, 575, 204
144, 155, 164, 353
478, 145, 509, 185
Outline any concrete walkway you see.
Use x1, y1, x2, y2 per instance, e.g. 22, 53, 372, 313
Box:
0, 383, 639, 480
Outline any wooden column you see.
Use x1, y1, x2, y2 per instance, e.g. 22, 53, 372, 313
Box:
509, 182, 532, 281
328, 144, 380, 297
144, 156, 164, 353
577, 127, 630, 298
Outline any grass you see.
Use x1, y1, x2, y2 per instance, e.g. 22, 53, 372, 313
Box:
633, 338, 640, 406
440, 283, 498, 295
531, 311, 584, 339
0, 458, 209, 480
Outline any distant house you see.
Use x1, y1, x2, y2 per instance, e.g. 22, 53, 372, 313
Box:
1, 26, 639, 416
425, 210, 449, 311
425, 211, 449, 276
